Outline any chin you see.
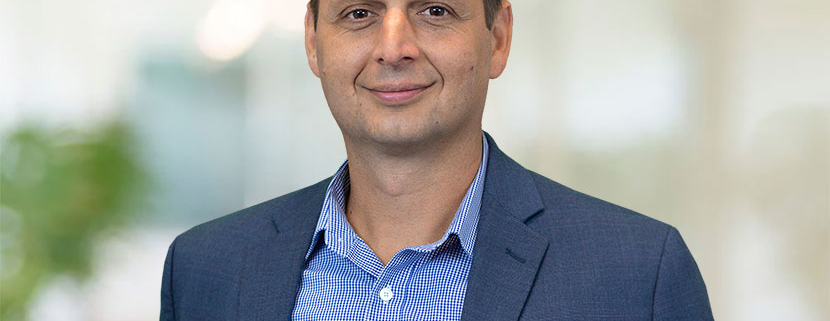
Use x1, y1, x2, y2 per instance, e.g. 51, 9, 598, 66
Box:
358, 120, 445, 151
336, 103, 471, 152
367, 126, 429, 145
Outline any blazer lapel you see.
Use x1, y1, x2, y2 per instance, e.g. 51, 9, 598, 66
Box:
237, 179, 330, 320
461, 133, 550, 321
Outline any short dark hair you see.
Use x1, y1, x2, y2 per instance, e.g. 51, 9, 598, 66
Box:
308, 0, 504, 30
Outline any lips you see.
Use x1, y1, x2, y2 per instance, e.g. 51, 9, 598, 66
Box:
365, 83, 434, 105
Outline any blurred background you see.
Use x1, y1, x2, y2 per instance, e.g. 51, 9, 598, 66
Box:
1, 0, 827, 319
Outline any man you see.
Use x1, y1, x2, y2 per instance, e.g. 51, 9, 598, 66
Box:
160, 0, 713, 319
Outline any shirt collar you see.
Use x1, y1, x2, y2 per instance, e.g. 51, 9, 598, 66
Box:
305, 132, 490, 260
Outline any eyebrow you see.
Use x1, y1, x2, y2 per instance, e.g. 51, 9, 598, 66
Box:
323, 0, 474, 20
324, 0, 381, 20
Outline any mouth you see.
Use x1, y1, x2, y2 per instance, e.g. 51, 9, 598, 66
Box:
365, 82, 435, 105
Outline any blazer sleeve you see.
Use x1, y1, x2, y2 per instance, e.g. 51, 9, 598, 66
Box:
160, 238, 177, 321
652, 227, 714, 320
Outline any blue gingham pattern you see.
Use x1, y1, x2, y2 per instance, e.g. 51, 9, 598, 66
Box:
291, 134, 489, 321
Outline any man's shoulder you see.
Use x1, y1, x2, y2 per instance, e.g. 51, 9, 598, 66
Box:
515, 170, 712, 319
160, 178, 332, 317
524, 170, 674, 244
172, 177, 331, 250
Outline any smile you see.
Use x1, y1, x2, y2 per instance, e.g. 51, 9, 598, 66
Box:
366, 83, 434, 105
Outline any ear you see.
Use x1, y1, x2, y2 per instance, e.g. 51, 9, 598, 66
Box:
489, 0, 513, 79
305, 5, 321, 78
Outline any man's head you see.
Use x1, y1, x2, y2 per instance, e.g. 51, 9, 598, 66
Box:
304, 0, 513, 150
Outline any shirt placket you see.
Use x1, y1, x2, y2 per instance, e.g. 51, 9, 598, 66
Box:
363, 249, 424, 321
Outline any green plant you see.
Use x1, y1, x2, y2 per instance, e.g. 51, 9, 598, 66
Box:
0, 121, 149, 320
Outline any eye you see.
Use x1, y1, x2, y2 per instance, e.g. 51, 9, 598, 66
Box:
346, 9, 372, 20
420, 6, 449, 17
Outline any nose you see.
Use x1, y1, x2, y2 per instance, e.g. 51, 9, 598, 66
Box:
372, 9, 420, 66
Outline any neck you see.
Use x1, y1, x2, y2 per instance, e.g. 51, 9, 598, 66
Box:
342, 128, 483, 265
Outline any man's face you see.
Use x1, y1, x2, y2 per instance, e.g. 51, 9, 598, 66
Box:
305, 0, 512, 148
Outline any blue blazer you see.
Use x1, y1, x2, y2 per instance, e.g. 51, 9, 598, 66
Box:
160, 133, 713, 320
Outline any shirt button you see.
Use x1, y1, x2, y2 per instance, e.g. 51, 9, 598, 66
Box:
379, 287, 394, 302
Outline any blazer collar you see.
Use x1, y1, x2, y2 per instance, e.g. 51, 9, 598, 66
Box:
480, 132, 545, 221
460, 132, 549, 320
241, 132, 549, 320
238, 178, 329, 320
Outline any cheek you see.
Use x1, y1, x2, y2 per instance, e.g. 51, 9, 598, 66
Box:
425, 33, 490, 88
423, 38, 490, 122
432, 48, 485, 97
317, 38, 373, 128
318, 38, 370, 90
